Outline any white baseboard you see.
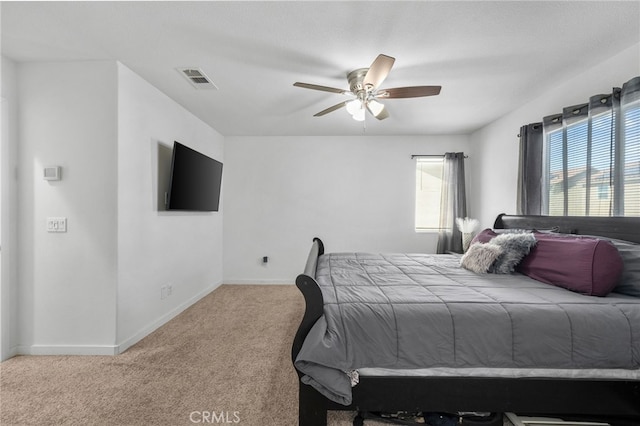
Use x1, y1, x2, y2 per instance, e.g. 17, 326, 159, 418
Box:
223, 280, 294, 285
1, 345, 22, 361
116, 280, 223, 354
17, 344, 118, 356
9, 282, 223, 358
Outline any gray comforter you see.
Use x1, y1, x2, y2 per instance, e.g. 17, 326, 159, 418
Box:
294, 253, 640, 405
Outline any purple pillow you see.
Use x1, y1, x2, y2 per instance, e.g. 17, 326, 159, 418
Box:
517, 233, 623, 296
471, 228, 534, 245
470, 228, 497, 244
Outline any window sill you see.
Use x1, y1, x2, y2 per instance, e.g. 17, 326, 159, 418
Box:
415, 229, 442, 234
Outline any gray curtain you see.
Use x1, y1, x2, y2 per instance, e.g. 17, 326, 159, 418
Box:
437, 152, 467, 254
516, 123, 543, 215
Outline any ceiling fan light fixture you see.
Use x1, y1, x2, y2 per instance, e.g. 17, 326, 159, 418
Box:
367, 99, 385, 117
345, 99, 362, 115
293, 54, 442, 122
351, 107, 365, 121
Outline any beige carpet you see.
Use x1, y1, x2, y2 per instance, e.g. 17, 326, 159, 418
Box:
0, 285, 390, 426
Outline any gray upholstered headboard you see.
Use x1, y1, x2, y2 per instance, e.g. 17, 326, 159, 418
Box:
493, 214, 640, 244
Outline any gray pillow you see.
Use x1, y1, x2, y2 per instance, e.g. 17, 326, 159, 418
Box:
488, 232, 537, 274
460, 243, 503, 274
606, 239, 640, 297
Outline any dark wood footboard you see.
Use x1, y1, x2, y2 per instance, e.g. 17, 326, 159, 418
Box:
291, 237, 324, 373
292, 220, 640, 426
291, 237, 329, 425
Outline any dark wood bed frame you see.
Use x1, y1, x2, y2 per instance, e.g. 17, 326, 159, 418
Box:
291, 214, 640, 426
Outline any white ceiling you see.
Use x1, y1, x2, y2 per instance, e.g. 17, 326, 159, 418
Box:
2, 1, 639, 136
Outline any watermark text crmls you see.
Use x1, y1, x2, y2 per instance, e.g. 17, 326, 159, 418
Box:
189, 411, 241, 424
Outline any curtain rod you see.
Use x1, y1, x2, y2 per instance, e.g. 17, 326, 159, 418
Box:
411, 154, 469, 159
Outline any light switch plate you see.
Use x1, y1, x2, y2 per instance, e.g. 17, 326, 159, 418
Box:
47, 217, 67, 233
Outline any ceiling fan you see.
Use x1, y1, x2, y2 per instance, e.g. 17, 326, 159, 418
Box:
294, 54, 441, 121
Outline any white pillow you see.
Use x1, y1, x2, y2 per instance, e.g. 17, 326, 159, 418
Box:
460, 242, 503, 273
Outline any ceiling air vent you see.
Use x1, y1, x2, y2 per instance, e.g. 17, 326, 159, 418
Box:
177, 68, 218, 90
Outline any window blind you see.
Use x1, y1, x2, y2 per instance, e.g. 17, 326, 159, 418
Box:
536, 76, 640, 218
623, 100, 640, 216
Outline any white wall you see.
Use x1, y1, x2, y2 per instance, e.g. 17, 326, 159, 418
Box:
116, 64, 224, 351
7, 60, 224, 356
223, 135, 470, 284
1, 56, 19, 360
469, 42, 640, 229
16, 61, 119, 354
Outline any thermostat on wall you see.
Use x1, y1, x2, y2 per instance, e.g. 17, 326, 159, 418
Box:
43, 166, 61, 181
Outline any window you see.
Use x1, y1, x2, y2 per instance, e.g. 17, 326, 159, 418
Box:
543, 97, 640, 217
622, 100, 640, 215
415, 157, 443, 231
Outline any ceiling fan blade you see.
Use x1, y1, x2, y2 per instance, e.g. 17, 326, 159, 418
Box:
294, 82, 347, 94
314, 101, 347, 117
377, 86, 442, 99
363, 54, 395, 90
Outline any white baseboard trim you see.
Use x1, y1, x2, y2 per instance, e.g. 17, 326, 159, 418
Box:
18, 345, 118, 356
1, 345, 22, 361
7, 282, 223, 358
223, 280, 294, 285
116, 280, 223, 354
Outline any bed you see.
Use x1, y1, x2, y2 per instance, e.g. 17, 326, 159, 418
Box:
291, 214, 640, 426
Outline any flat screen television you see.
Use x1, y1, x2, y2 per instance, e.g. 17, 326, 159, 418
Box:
167, 141, 223, 211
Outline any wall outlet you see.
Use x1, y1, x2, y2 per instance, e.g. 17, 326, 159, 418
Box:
161, 284, 173, 300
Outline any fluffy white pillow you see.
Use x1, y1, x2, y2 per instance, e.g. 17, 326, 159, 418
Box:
488, 232, 537, 274
460, 243, 503, 273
